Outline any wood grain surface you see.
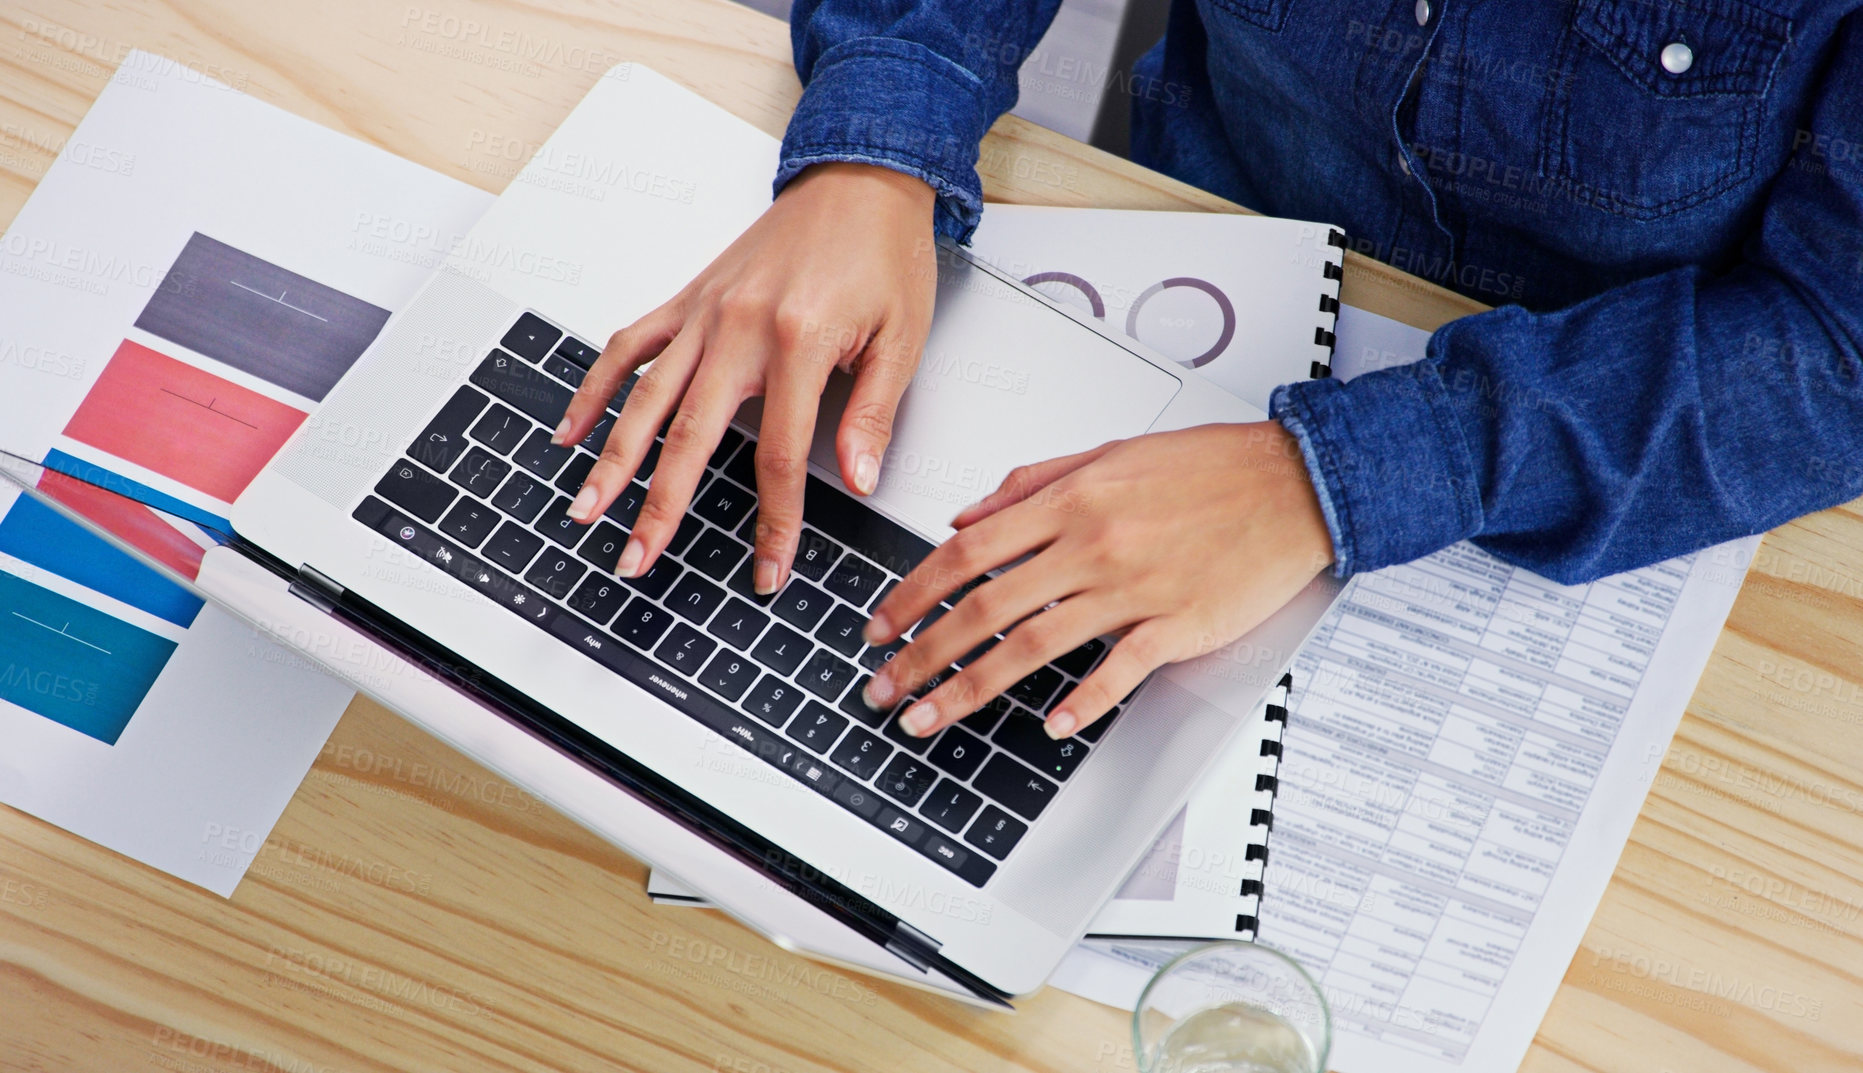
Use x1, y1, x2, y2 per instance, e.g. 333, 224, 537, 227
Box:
0, 2, 1857, 1071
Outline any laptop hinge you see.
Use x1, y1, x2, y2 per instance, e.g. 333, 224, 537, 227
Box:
883, 921, 941, 973
288, 564, 345, 614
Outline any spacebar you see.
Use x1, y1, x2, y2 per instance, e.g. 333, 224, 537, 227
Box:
547, 614, 785, 760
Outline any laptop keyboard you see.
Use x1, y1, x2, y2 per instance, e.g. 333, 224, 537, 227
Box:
352, 311, 1128, 888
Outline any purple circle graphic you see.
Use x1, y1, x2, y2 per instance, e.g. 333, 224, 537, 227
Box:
1022, 271, 1106, 319
1126, 277, 1237, 369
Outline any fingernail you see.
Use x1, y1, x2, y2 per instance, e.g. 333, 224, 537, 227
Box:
616, 539, 644, 577
753, 557, 781, 596
568, 485, 599, 521
1045, 711, 1076, 740
862, 612, 892, 645
853, 452, 879, 495
899, 700, 937, 737
864, 675, 896, 709
552, 417, 573, 446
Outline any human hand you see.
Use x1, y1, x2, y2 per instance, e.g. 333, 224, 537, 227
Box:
860, 423, 1334, 739
553, 162, 937, 594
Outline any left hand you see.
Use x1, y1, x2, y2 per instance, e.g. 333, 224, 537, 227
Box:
859, 422, 1335, 740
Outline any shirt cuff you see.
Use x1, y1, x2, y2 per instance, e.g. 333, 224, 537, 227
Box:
1269, 345, 1490, 576
774, 37, 991, 243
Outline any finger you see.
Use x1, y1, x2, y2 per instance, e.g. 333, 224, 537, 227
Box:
896, 595, 1113, 737
556, 303, 681, 446
949, 441, 1118, 528
748, 361, 825, 596
863, 538, 1069, 711
864, 500, 1060, 648
619, 361, 750, 575
568, 329, 699, 526
1045, 620, 1180, 738
835, 320, 922, 496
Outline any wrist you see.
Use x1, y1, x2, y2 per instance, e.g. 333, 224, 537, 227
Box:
784, 162, 936, 214
1235, 421, 1336, 575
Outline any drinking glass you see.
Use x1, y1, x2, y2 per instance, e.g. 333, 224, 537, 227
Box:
1132, 941, 1331, 1073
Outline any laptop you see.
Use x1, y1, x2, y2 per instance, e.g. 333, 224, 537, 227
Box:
228, 64, 1340, 1003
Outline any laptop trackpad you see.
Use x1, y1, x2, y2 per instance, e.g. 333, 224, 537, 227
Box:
808, 259, 1182, 541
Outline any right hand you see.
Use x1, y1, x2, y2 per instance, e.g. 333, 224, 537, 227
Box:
553, 162, 938, 594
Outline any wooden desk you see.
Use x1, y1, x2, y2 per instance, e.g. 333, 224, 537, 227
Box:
0, 2, 1858, 1070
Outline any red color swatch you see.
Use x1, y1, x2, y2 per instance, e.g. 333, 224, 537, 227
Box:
63, 340, 306, 502
35, 469, 207, 581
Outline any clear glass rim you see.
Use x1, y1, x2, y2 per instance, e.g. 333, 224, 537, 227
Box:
1130, 940, 1333, 1073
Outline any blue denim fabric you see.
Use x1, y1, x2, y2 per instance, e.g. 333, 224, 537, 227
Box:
779, 0, 1863, 584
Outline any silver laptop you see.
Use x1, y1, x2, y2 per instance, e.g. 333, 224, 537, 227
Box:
230, 65, 1337, 1002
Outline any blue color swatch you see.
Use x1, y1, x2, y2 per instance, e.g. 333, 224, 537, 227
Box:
42, 449, 233, 535
0, 495, 203, 628
0, 571, 178, 745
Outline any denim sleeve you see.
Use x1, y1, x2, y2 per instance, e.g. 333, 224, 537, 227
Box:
778, 0, 1063, 242
1272, 15, 1863, 585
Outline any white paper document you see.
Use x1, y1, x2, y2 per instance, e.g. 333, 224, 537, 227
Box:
0, 53, 492, 893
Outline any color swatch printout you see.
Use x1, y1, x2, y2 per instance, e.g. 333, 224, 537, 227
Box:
136, 232, 392, 402
62, 340, 307, 502
0, 568, 179, 745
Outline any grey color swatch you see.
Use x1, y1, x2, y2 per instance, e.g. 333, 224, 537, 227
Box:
135, 232, 391, 402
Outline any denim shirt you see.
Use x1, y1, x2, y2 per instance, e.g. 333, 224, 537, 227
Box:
777, 0, 1863, 584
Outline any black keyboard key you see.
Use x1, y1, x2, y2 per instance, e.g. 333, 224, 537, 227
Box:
749, 623, 810, 676
920, 780, 984, 834
823, 554, 888, 609
709, 428, 744, 470
727, 559, 775, 606
410, 386, 487, 472
694, 475, 755, 529
875, 807, 927, 849
578, 522, 630, 573
772, 579, 833, 631
787, 701, 849, 754
993, 710, 1088, 780
875, 755, 936, 809
437, 498, 499, 546
906, 601, 947, 639
857, 639, 905, 672
926, 726, 988, 781
725, 444, 758, 490
604, 482, 647, 528
636, 439, 662, 480
540, 352, 585, 387
568, 574, 629, 625
833, 779, 883, 819
1054, 638, 1107, 679
742, 675, 804, 727
814, 604, 867, 658
613, 597, 674, 649
464, 559, 556, 626
624, 556, 681, 600
804, 473, 933, 575
919, 833, 991, 884
708, 599, 769, 650
964, 806, 1028, 861
513, 428, 571, 480
697, 650, 759, 701
667, 513, 706, 555
469, 349, 573, 427
840, 675, 890, 727
687, 527, 746, 581
482, 522, 543, 573
829, 727, 892, 780
797, 648, 857, 703
553, 451, 596, 495
973, 754, 1058, 821
490, 471, 553, 522
468, 403, 529, 455
1006, 666, 1064, 711
501, 313, 561, 362
666, 573, 726, 624
449, 447, 511, 498
792, 529, 843, 582
555, 335, 602, 369
523, 548, 585, 600
577, 412, 615, 454
655, 624, 715, 676
960, 696, 1013, 737
882, 714, 937, 755
375, 459, 455, 523
534, 495, 591, 548
1077, 707, 1120, 743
